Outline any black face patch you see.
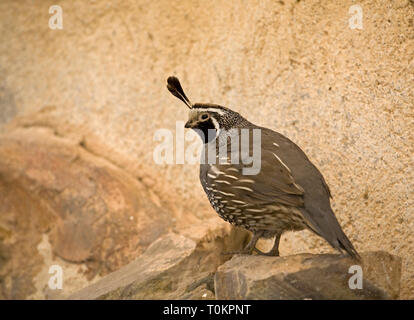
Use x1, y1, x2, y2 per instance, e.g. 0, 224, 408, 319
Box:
193, 118, 217, 143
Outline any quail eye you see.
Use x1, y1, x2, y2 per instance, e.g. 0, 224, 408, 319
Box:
200, 113, 209, 121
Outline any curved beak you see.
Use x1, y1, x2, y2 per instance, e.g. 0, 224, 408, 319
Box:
185, 120, 197, 128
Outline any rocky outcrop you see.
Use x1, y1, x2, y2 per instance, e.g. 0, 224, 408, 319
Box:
0, 124, 250, 299
69, 228, 249, 300
0, 127, 175, 299
68, 230, 401, 300
215, 252, 401, 300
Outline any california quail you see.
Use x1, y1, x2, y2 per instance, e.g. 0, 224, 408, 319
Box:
166, 76, 360, 259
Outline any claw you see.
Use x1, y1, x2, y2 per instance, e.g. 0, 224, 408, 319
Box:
221, 232, 282, 256
254, 247, 280, 256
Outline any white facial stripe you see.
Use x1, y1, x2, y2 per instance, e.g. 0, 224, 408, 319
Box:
189, 108, 222, 142
210, 116, 219, 130
203, 108, 225, 115
192, 107, 225, 115
209, 116, 221, 141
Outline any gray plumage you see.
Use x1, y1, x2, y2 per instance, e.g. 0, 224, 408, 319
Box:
167, 76, 360, 260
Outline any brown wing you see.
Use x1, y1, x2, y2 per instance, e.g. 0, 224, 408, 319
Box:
205, 147, 305, 208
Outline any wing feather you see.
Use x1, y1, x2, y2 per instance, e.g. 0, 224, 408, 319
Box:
206, 147, 305, 208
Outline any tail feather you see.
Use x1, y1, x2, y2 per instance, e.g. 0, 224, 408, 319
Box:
301, 208, 360, 261
337, 232, 361, 261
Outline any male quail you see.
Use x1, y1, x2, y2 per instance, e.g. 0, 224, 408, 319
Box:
166, 76, 360, 259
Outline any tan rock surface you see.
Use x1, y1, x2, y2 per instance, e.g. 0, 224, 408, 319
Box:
69, 226, 249, 300
215, 251, 402, 300
0, 0, 413, 298
0, 127, 174, 298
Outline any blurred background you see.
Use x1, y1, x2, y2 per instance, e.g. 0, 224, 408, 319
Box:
0, 0, 412, 299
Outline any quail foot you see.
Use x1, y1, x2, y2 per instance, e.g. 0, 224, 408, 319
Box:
166, 76, 360, 260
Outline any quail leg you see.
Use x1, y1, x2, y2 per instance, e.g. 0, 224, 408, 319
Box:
254, 233, 281, 256
222, 232, 261, 255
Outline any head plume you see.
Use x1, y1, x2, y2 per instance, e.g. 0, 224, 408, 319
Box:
166, 76, 192, 109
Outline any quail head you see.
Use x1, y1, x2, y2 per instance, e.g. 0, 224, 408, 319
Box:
166, 76, 360, 259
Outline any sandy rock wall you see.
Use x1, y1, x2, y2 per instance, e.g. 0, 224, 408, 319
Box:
0, 0, 413, 298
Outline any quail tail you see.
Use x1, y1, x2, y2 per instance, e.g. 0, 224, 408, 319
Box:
335, 229, 361, 261
312, 224, 360, 261
302, 207, 361, 261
